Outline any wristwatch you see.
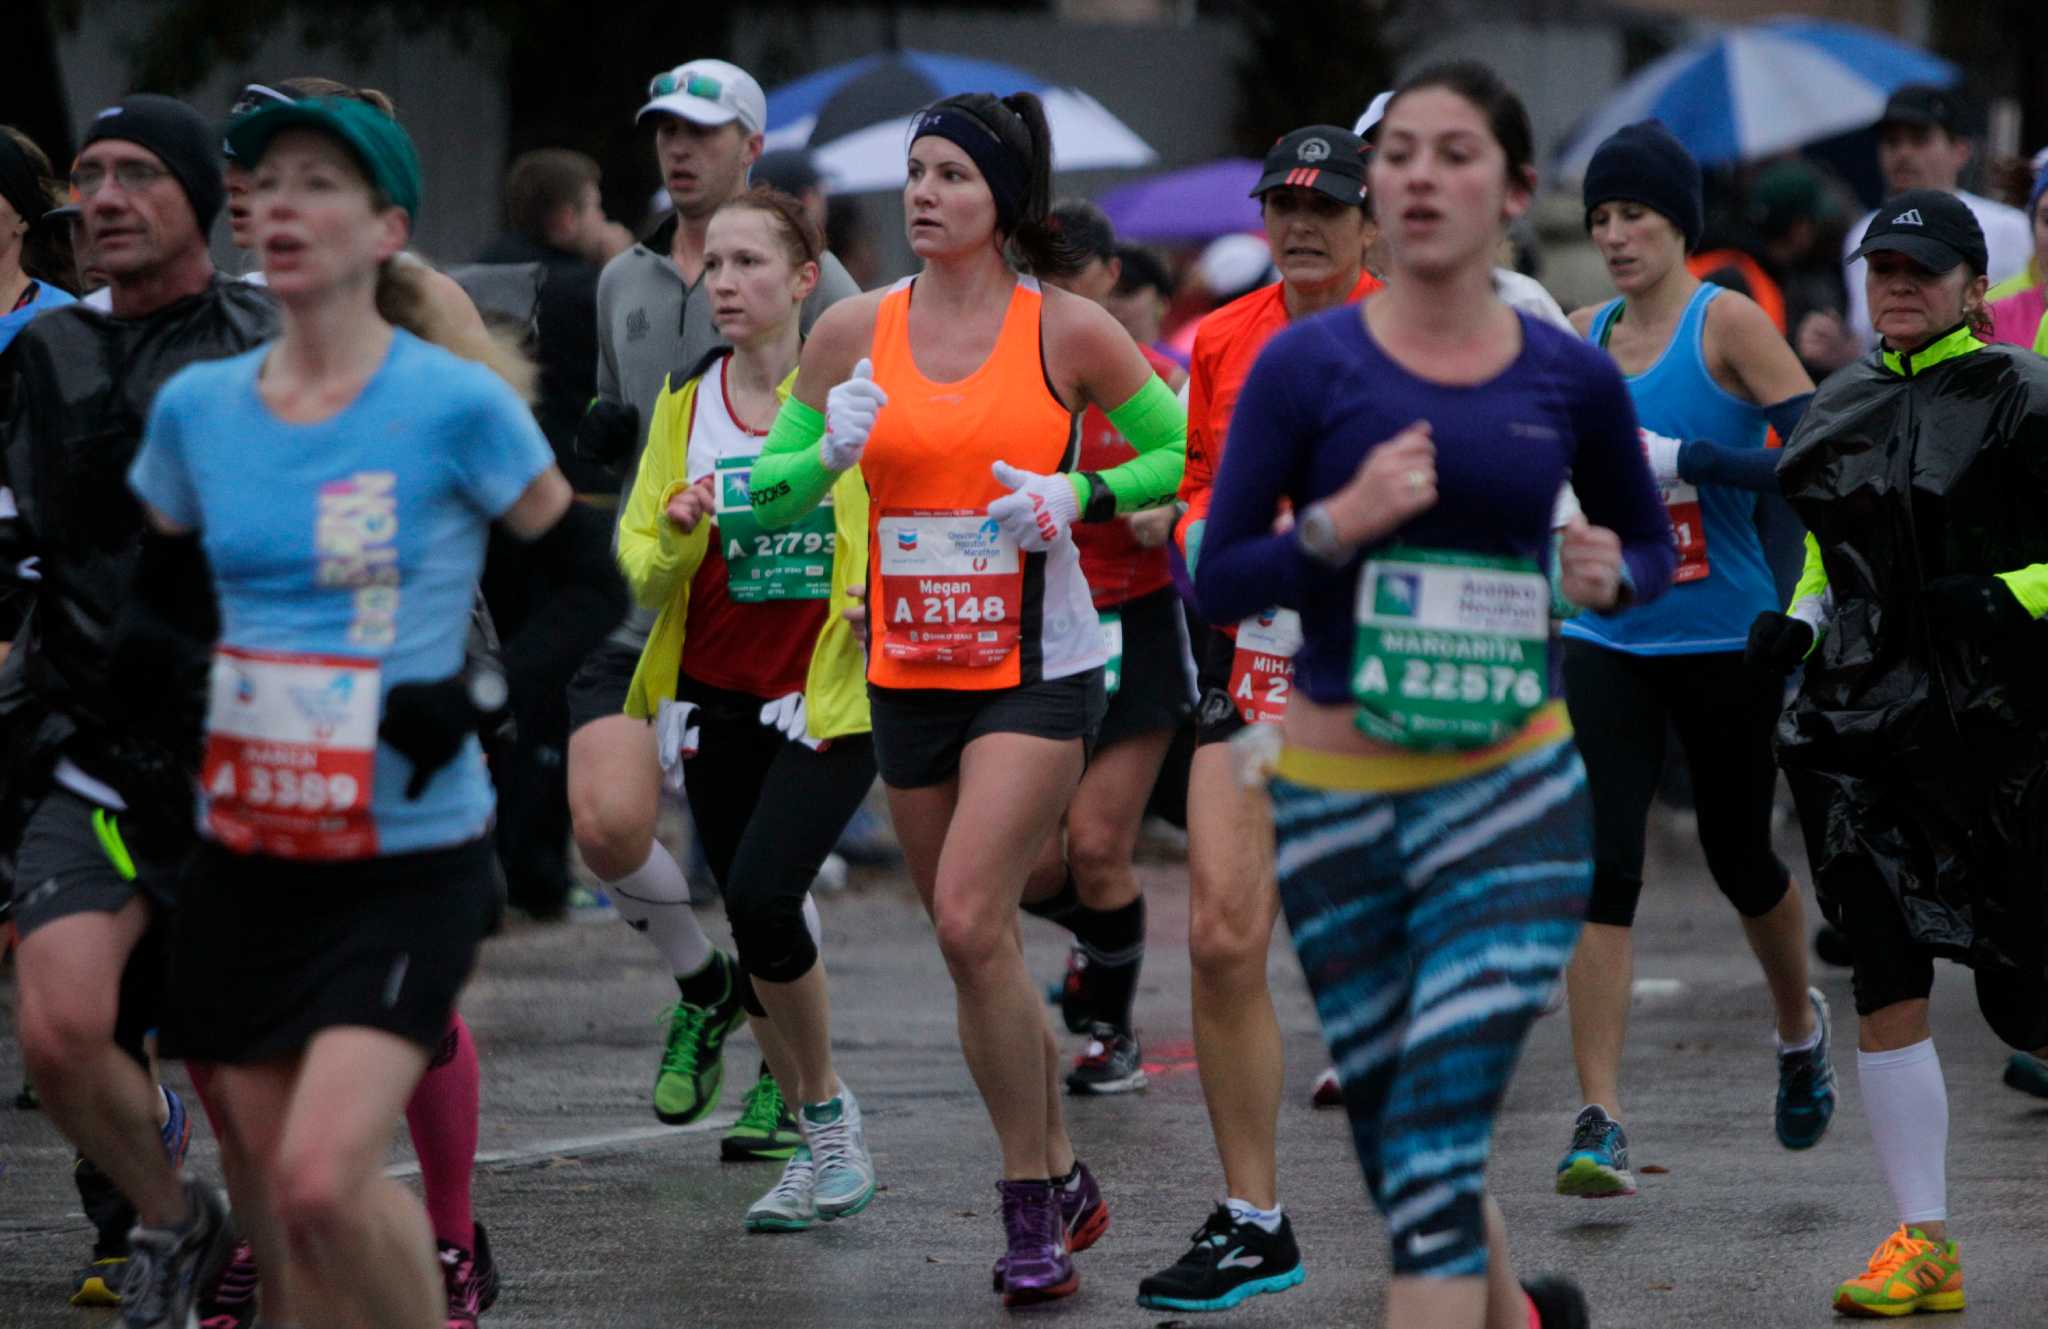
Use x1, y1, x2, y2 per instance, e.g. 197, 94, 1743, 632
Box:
1295, 502, 1352, 567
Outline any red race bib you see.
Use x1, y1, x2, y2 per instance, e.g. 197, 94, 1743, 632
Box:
1662, 480, 1710, 584
1228, 608, 1302, 726
876, 509, 1023, 668
201, 646, 380, 860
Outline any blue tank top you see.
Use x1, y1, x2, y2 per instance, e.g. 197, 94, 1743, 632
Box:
1562, 284, 1774, 655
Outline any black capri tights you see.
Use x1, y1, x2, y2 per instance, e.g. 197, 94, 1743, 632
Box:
678, 675, 877, 1014
1561, 640, 1791, 927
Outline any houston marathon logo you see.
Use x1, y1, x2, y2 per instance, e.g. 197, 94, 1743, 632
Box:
316, 471, 400, 648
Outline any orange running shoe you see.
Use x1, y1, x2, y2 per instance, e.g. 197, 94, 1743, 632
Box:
1832, 1226, 1964, 1317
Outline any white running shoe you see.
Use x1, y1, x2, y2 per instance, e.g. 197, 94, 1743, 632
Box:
745, 1145, 817, 1233
802, 1084, 876, 1220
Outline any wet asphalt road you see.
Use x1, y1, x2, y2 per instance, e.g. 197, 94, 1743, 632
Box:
3, 810, 2044, 1328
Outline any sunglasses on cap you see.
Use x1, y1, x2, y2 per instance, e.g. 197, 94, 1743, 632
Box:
229, 83, 296, 120
648, 68, 726, 102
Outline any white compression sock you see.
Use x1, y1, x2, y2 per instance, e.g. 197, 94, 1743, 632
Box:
1858, 1039, 1949, 1225
608, 842, 715, 977
802, 892, 821, 947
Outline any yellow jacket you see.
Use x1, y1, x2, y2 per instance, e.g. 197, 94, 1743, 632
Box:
617, 361, 871, 738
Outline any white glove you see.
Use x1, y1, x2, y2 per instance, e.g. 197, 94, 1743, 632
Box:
986, 460, 1079, 552
1639, 427, 1683, 486
759, 691, 825, 750
654, 699, 700, 796
820, 358, 887, 473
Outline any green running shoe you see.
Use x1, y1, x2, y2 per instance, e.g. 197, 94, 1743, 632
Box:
721, 1063, 803, 1162
651, 956, 745, 1125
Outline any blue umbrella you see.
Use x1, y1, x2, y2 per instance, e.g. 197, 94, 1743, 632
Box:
762, 50, 1156, 193
1554, 18, 1956, 176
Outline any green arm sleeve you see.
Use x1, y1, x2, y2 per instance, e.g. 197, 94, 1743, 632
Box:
1997, 563, 2048, 619
749, 397, 838, 530
2034, 310, 2048, 356
1789, 532, 1828, 613
1068, 375, 1186, 517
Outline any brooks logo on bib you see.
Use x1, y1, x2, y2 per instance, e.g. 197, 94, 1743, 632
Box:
878, 508, 1022, 667
1352, 547, 1549, 750
202, 646, 380, 860
715, 456, 833, 602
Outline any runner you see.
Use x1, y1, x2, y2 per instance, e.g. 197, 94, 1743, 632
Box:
1195, 61, 1674, 1329
616, 184, 875, 1230
1020, 199, 1193, 1096
569, 58, 858, 1151
1553, 120, 1833, 1201
123, 96, 620, 1329
748, 90, 1184, 1305
1749, 190, 2048, 1319
1144, 122, 1381, 1313
1986, 156, 2046, 344
0, 126, 75, 349
0, 94, 267, 1329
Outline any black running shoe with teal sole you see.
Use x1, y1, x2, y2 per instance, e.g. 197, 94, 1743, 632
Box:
1137, 1205, 1305, 1312
1555, 1105, 1635, 1197
1776, 987, 1837, 1150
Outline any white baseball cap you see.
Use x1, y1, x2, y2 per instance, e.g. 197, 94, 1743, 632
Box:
1353, 91, 1393, 141
639, 59, 766, 135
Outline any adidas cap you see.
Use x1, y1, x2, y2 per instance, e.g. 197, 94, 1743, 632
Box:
1250, 125, 1369, 206
1850, 188, 1987, 275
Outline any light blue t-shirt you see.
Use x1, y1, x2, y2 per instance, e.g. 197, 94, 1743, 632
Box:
0, 279, 77, 354
130, 328, 551, 857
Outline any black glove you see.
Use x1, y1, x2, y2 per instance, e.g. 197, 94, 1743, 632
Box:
574, 400, 639, 465
379, 676, 485, 800
1922, 574, 2034, 641
1746, 611, 1814, 673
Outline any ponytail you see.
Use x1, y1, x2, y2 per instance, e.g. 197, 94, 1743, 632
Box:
376, 254, 537, 402
918, 91, 1087, 276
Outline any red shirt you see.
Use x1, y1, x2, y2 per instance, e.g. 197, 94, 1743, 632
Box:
1174, 271, 1382, 633
679, 369, 826, 698
1074, 344, 1180, 608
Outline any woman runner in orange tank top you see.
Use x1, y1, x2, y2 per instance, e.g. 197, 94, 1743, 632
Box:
749, 91, 1185, 1307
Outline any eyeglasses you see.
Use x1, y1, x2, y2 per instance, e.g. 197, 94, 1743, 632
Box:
69, 161, 172, 197
650, 68, 725, 102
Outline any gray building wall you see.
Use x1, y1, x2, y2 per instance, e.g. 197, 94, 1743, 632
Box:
57, 1, 509, 267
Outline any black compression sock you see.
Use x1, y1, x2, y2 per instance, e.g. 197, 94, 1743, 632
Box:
1072, 897, 1145, 1031
676, 951, 733, 1007
1020, 874, 1082, 929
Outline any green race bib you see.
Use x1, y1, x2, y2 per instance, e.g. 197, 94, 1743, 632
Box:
715, 456, 834, 602
1352, 546, 1549, 750
1099, 611, 1122, 698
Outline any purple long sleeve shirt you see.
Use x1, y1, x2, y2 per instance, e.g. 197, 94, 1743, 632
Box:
1194, 305, 1676, 706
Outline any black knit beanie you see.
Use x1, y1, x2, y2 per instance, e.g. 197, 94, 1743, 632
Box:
1583, 120, 1702, 252
79, 94, 226, 234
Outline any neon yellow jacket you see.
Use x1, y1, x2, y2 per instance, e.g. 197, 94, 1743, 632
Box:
617, 362, 871, 738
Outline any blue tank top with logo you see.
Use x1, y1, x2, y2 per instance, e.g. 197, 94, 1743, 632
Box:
1562, 283, 1774, 655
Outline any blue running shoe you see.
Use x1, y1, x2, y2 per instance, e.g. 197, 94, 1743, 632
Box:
1555, 1105, 1635, 1197
1776, 987, 1837, 1150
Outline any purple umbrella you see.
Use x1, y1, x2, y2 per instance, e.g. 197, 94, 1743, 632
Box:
1097, 158, 1262, 244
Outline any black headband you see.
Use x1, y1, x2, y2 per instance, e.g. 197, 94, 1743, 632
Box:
909, 105, 1030, 232
0, 132, 46, 232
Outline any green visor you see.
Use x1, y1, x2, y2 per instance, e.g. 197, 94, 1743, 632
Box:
224, 96, 422, 222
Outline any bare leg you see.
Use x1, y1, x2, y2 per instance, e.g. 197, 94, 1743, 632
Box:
750, 962, 837, 1106
1564, 921, 1633, 1119
567, 716, 662, 881
1185, 744, 1283, 1208
16, 900, 189, 1227
1739, 885, 1817, 1042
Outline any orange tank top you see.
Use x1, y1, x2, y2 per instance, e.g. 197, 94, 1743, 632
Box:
863, 276, 1102, 691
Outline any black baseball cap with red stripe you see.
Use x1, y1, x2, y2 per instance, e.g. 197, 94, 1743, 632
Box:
1251, 124, 1369, 206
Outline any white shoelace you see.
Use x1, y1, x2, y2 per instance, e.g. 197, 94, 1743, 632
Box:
764, 1152, 815, 1208
808, 1111, 861, 1175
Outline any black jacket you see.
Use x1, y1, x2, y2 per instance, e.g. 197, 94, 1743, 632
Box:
0, 277, 278, 798
474, 233, 608, 494
1775, 329, 2048, 1047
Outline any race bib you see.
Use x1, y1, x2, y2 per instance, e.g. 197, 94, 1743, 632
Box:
1352, 547, 1549, 750
877, 508, 1023, 668
1100, 612, 1123, 698
201, 646, 380, 860
1227, 608, 1301, 727
715, 457, 834, 602
1662, 480, 1710, 583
